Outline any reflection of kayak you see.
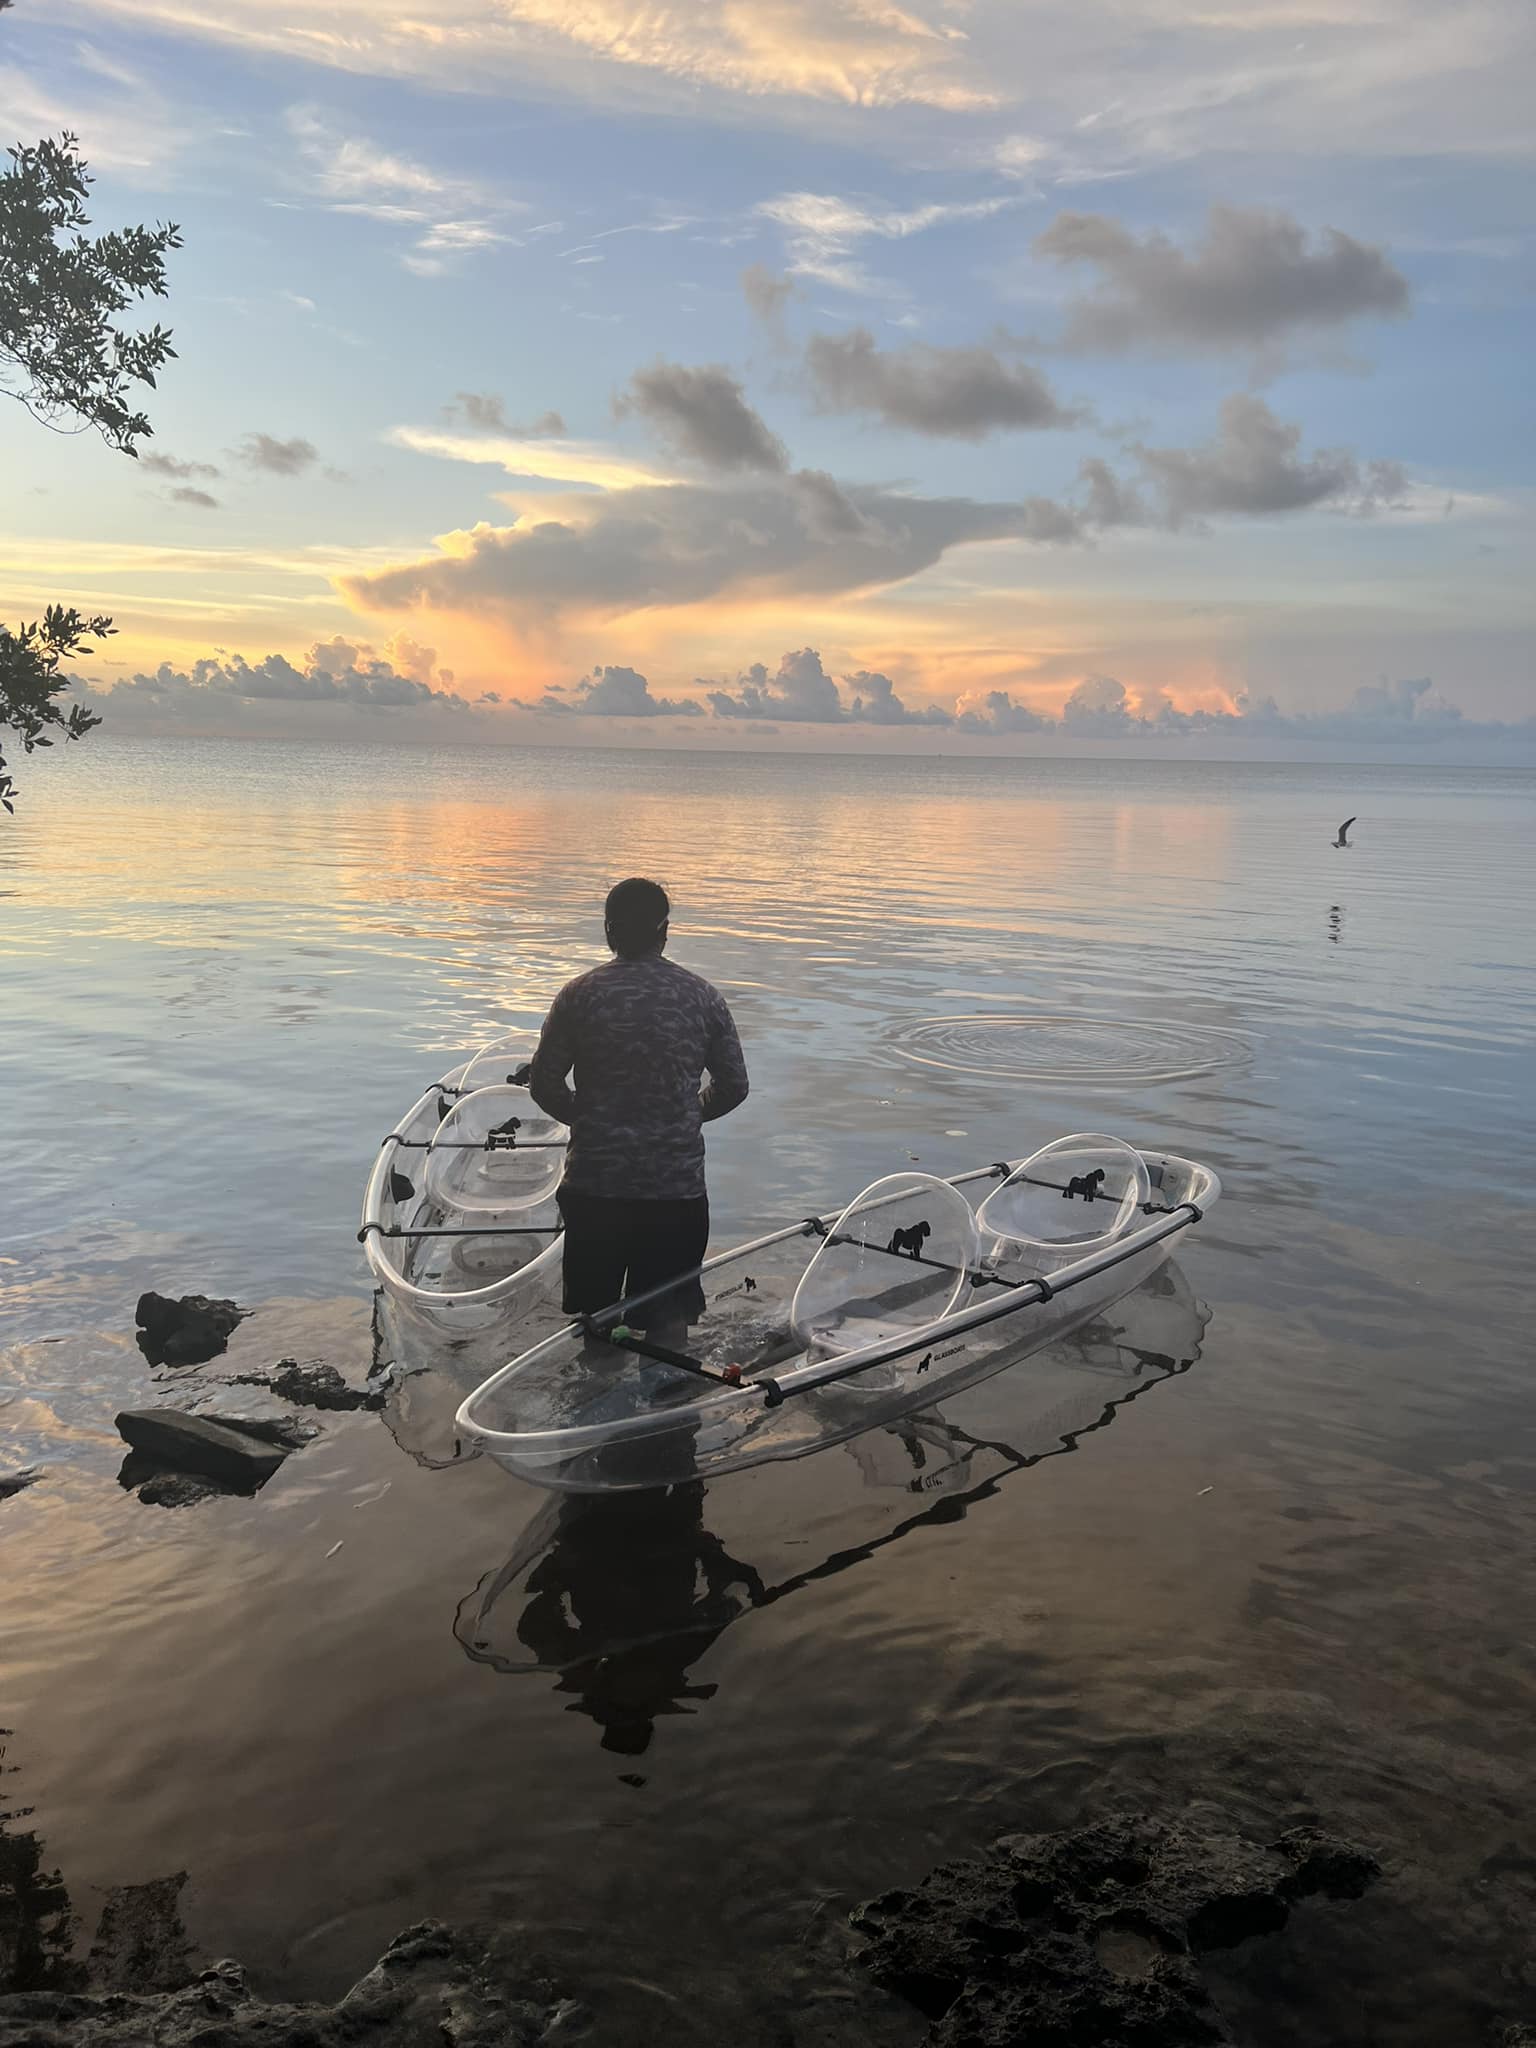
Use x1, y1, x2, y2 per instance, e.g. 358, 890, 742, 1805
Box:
453, 1259, 1213, 1692
359, 1041, 566, 1331
457, 1134, 1220, 1492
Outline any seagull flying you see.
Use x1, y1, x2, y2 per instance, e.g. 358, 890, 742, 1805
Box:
1333, 816, 1357, 848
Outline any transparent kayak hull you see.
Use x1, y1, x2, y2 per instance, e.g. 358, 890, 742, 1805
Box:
360, 1047, 566, 1333
457, 1150, 1219, 1492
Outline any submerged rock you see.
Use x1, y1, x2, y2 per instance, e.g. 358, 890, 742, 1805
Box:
0, 1919, 581, 2046
134, 1292, 245, 1368
85, 1874, 192, 1994
133, 1471, 234, 1509
851, 1814, 1379, 2046
115, 1410, 289, 1491
215, 1413, 324, 1451
231, 1358, 384, 1411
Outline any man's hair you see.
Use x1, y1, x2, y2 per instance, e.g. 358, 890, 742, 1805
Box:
605, 876, 670, 959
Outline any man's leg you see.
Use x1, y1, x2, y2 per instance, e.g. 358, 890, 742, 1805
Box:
556, 1189, 630, 1323
622, 1196, 710, 1346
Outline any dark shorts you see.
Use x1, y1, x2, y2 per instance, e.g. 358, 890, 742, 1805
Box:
556, 1188, 710, 1325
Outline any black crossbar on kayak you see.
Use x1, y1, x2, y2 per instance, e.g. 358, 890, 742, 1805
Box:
826, 1231, 1013, 1290
358, 1221, 562, 1242
382, 1134, 565, 1152
586, 1321, 747, 1393
998, 1170, 1179, 1216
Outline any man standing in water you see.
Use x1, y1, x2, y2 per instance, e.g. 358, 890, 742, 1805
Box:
529, 877, 749, 1335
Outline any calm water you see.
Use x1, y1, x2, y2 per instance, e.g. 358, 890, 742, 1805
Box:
3, 738, 1535, 2042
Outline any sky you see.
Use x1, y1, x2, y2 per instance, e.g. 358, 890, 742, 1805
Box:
3, 0, 1533, 757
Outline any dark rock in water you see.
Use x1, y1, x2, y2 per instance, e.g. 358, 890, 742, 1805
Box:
0, 1919, 580, 2046
0, 1471, 40, 1502
114, 1410, 289, 1489
851, 1815, 1380, 2046
215, 1413, 324, 1451
231, 1358, 384, 1411
134, 1471, 233, 1509
134, 1292, 245, 1368
86, 1874, 191, 1994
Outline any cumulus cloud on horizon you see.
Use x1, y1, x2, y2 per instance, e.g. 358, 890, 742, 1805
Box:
540, 663, 703, 716
72, 635, 463, 718
64, 642, 1533, 752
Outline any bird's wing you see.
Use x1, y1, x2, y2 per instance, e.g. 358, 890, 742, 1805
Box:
1339, 816, 1357, 834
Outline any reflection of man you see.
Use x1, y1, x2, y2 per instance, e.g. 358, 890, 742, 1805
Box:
515, 1485, 765, 1756
529, 877, 748, 1339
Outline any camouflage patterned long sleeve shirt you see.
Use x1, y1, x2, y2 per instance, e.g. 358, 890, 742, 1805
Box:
528, 954, 749, 1200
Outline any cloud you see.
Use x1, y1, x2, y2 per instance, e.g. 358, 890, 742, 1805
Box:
696, 650, 952, 725
740, 263, 797, 335
705, 647, 845, 722
542, 663, 703, 716
392, 424, 672, 492
616, 362, 789, 472
287, 104, 517, 273
448, 393, 567, 437
1130, 395, 1408, 524
804, 328, 1075, 438
289, 104, 461, 202
844, 669, 953, 725
953, 689, 1050, 733
141, 452, 222, 481
1036, 205, 1411, 355
949, 672, 1531, 747
759, 189, 1024, 293
169, 487, 220, 509
342, 473, 1073, 625
493, 0, 995, 110
72, 636, 465, 721
400, 220, 517, 274
237, 433, 321, 476
50, 0, 1535, 172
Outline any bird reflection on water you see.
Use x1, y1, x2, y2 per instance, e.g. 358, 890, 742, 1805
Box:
453, 1264, 1211, 1753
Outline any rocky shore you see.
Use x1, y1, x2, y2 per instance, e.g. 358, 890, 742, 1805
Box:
1, 1772, 1399, 2048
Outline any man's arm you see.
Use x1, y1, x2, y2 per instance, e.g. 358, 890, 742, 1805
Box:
528, 986, 578, 1124
699, 992, 749, 1123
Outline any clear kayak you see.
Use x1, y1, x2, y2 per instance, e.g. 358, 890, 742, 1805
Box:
456, 1133, 1219, 1491
359, 1040, 567, 1331
452, 1257, 1213, 1681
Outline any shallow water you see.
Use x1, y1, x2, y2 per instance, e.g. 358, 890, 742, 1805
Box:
3, 738, 1535, 2041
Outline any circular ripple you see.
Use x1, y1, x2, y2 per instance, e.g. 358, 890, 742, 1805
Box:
890, 1013, 1247, 1087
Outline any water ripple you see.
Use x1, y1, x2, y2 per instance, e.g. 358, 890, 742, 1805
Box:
888, 1012, 1251, 1087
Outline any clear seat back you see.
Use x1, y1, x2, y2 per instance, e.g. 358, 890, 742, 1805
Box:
790, 1172, 978, 1356
457, 1037, 541, 1095
976, 1134, 1149, 1256
423, 1083, 565, 1217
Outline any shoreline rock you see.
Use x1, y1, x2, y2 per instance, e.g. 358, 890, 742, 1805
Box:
114, 1410, 290, 1493
851, 1814, 1380, 2046
229, 1359, 384, 1412
134, 1293, 245, 1369
0, 1920, 581, 2047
